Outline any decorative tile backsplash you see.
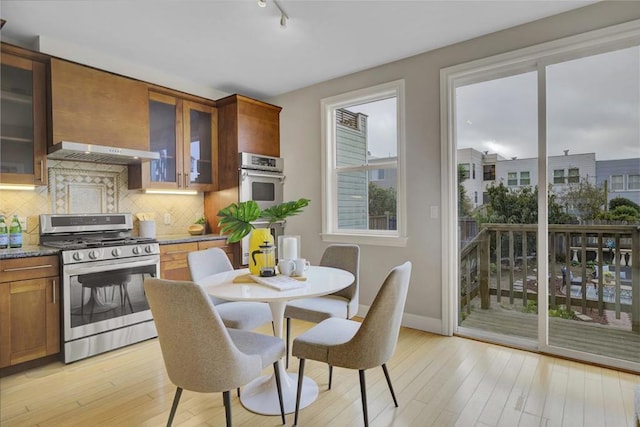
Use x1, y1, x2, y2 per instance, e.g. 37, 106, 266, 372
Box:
0, 160, 206, 245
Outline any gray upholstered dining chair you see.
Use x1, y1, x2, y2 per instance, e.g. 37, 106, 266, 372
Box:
144, 278, 286, 427
284, 244, 360, 370
292, 261, 412, 427
188, 247, 272, 330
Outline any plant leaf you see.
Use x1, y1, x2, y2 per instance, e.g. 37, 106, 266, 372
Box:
260, 198, 310, 224
217, 201, 261, 243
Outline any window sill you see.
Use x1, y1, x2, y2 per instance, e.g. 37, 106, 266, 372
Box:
320, 233, 408, 247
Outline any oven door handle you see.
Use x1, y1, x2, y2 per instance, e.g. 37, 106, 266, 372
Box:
241, 170, 286, 182
63, 256, 159, 276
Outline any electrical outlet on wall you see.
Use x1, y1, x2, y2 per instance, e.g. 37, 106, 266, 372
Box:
18, 216, 27, 230
164, 213, 171, 225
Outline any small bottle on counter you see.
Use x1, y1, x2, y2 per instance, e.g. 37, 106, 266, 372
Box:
9, 215, 22, 248
0, 215, 8, 249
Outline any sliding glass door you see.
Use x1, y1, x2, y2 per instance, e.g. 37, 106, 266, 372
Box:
446, 24, 640, 370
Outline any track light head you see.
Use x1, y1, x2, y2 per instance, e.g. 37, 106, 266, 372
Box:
257, 0, 266, 7
280, 14, 287, 28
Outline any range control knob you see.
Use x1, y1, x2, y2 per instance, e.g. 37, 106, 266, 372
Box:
111, 248, 122, 257
73, 252, 84, 261
132, 246, 142, 255
89, 250, 100, 260
144, 245, 154, 253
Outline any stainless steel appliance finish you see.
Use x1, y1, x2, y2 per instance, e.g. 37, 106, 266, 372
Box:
48, 141, 160, 165
40, 213, 159, 363
238, 153, 285, 265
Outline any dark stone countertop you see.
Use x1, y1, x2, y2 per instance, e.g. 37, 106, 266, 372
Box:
156, 234, 229, 245
0, 235, 229, 259
0, 246, 61, 260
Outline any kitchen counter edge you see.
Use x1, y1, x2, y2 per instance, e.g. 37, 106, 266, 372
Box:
157, 234, 229, 245
0, 235, 229, 259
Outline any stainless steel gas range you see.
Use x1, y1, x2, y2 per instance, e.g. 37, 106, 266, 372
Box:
40, 213, 159, 363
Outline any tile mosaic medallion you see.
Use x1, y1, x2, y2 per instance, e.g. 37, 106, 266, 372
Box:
50, 168, 119, 214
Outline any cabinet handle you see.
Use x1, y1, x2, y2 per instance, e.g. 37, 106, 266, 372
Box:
165, 250, 190, 255
184, 174, 189, 188
177, 173, 182, 188
39, 160, 44, 182
3, 264, 54, 272
52, 279, 56, 304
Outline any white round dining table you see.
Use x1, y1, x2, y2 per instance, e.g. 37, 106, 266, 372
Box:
196, 265, 355, 415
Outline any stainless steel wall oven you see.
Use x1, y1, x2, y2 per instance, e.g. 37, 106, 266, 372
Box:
238, 152, 285, 265
40, 213, 159, 363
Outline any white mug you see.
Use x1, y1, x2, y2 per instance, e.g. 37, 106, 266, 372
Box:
278, 259, 295, 276
293, 258, 310, 276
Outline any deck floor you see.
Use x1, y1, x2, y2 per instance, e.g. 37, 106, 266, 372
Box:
460, 296, 640, 364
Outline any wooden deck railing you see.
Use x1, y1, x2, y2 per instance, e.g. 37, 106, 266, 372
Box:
459, 223, 640, 332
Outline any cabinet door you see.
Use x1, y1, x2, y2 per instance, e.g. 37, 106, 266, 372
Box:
183, 101, 217, 191
0, 277, 60, 368
160, 242, 198, 280
0, 53, 47, 186
50, 59, 149, 151
145, 92, 182, 189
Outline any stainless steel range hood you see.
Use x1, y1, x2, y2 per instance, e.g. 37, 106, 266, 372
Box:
48, 141, 160, 165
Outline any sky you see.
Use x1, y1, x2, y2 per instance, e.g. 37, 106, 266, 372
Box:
345, 97, 397, 159
456, 45, 640, 162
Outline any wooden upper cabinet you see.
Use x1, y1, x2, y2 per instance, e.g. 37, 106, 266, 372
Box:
215, 94, 281, 190
128, 91, 217, 191
50, 58, 149, 151
0, 44, 48, 186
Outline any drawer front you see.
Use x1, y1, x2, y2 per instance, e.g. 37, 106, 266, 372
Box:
0, 256, 59, 283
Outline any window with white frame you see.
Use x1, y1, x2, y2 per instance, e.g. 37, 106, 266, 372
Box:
567, 168, 580, 184
553, 169, 565, 184
627, 174, 640, 190
520, 171, 531, 186
322, 80, 406, 246
611, 174, 624, 191
507, 172, 518, 186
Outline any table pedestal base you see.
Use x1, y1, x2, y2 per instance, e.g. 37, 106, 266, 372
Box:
240, 371, 318, 415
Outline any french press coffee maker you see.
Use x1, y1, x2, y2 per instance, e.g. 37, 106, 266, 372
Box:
251, 241, 276, 277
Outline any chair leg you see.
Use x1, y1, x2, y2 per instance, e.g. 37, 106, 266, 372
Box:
286, 317, 291, 369
359, 369, 369, 427
294, 358, 306, 426
237, 387, 240, 397
328, 365, 333, 390
382, 363, 398, 407
167, 387, 182, 427
273, 361, 286, 425
223, 390, 232, 427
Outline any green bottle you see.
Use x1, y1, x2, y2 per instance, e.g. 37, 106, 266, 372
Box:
0, 216, 8, 249
9, 215, 22, 248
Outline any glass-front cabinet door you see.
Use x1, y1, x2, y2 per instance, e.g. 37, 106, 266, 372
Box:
182, 100, 216, 190
0, 52, 47, 186
148, 92, 180, 189
141, 92, 216, 191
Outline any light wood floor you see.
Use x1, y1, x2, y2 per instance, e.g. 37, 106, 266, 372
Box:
1, 320, 639, 427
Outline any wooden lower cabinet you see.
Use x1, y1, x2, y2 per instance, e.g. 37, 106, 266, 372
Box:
0, 256, 60, 368
159, 240, 233, 281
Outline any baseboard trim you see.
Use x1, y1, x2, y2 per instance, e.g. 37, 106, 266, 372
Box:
357, 304, 443, 335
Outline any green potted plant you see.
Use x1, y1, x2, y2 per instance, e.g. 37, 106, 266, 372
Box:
217, 198, 310, 243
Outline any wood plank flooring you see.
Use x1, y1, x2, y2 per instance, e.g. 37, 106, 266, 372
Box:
1, 320, 639, 427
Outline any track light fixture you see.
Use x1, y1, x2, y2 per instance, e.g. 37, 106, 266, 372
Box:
258, 0, 289, 29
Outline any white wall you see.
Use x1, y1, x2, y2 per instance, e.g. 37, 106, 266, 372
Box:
268, 2, 640, 334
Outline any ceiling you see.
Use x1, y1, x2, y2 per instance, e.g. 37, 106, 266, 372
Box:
1, 1, 596, 100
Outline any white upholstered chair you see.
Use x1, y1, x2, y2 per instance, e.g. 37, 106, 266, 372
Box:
188, 247, 272, 330
144, 278, 286, 427
292, 261, 412, 427
284, 244, 360, 369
